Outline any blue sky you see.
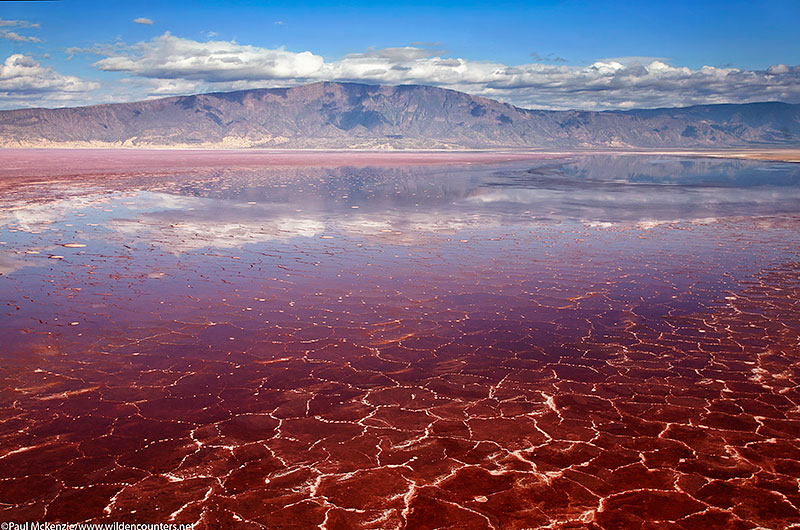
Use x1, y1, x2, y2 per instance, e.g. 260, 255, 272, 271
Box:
1, 0, 799, 110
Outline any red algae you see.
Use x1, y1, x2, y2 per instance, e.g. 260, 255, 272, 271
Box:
0, 153, 799, 529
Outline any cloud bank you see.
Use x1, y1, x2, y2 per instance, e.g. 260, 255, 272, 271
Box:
2, 32, 799, 110
88, 33, 800, 110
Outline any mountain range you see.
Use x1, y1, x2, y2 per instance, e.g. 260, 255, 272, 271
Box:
1, 82, 799, 149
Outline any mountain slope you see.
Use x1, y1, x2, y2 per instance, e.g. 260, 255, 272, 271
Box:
1, 82, 799, 149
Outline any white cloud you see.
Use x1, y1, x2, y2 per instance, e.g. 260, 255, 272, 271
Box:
93, 33, 324, 82
0, 17, 41, 44
0, 54, 99, 106
0, 18, 39, 29
133, 17, 154, 25
120, 77, 205, 97
768, 64, 790, 75
2, 31, 41, 43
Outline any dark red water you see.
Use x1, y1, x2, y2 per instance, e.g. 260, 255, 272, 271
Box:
1, 152, 799, 529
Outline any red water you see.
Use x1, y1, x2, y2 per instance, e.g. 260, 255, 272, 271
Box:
1, 152, 799, 529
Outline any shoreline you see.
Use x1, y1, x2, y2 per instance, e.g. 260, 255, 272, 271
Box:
0, 149, 562, 181
2, 145, 799, 157
1, 147, 798, 182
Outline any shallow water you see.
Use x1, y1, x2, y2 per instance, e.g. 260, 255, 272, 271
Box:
1, 153, 799, 529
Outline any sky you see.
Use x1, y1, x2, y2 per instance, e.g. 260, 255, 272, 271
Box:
1, 0, 799, 111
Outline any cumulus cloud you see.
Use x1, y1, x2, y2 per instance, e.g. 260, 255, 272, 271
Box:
2, 31, 41, 43
0, 54, 99, 106
93, 33, 324, 81
133, 17, 154, 25
768, 64, 790, 75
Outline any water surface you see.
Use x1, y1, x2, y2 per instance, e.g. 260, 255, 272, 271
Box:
1, 153, 799, 529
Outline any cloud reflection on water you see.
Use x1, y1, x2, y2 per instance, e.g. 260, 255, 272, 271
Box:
1, 155, 799, 257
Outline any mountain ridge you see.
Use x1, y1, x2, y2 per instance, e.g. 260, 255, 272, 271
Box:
1, 82, 798, 149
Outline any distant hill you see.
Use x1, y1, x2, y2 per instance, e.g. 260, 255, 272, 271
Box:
1, 82, 798, 149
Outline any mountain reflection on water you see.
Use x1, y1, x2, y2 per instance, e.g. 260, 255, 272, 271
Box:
3, 155, 800, 252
